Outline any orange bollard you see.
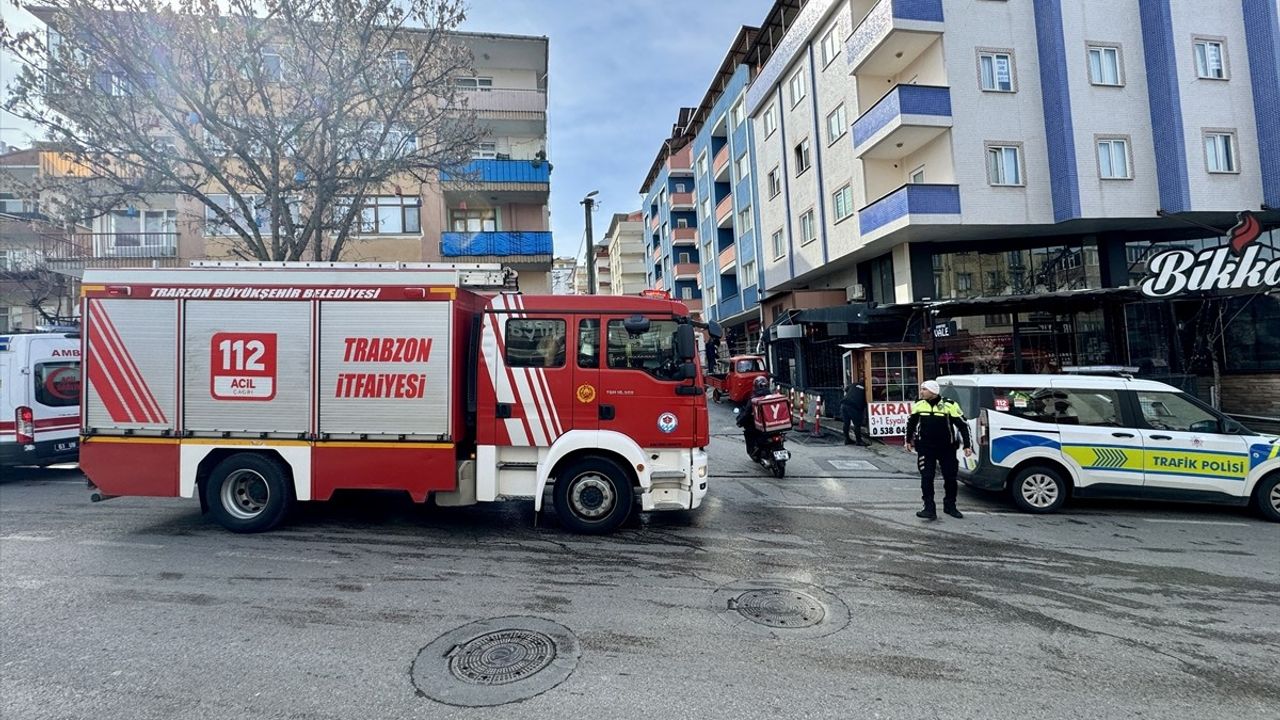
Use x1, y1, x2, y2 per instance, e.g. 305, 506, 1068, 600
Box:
798, 393, 807, 432
812, 395, 823, 437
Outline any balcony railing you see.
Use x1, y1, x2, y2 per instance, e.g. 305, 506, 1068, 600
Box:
674, 262, 699, 278
668, 145, 693, 174
858, 183, 960, 237
652, 244, 663, 262
847, 0, 945, 76
439, 158, 551, 184
441, 231, 552, 257
671, 226, 698, 244
718, 244, 736, 271
670, 191, 695, 209
452, 87, 547, 114
715, 195, 734, 227
852, 85, 952, 159
713, 145, 731, 179
48, 232, 179, 259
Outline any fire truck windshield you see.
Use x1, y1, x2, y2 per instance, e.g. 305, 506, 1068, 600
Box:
606, 319, 684, 381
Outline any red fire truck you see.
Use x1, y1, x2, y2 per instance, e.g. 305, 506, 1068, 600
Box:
79, 263, 711, 534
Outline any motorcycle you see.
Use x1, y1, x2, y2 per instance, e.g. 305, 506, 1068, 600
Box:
734, 405, 790, 478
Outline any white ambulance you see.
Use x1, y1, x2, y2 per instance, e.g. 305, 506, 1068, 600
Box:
938, 374, 1280, 522
0, 332, 82, 468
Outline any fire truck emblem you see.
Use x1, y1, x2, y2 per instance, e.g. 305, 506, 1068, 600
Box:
657, 412, 679, 434
576, 383, 596, 404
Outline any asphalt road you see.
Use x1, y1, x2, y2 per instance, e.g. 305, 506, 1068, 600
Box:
2, 403, 1278, 719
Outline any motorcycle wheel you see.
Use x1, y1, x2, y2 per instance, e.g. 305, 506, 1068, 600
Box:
772, 460, 786, 478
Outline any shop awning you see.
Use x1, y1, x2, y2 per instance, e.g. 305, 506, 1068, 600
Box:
925, 287, 1144, 317
793, 303, 914, 324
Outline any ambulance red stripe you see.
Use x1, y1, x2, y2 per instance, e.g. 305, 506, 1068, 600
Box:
94, 301, 167, 423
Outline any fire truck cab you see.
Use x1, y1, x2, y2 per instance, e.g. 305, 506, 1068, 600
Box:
78, 263, 710, 534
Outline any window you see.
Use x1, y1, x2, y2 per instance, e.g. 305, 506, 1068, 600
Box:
450, 207, 497, 232
986, 144, 1023, 185
832, 185, 853, 221
957, 273, 973, 291
680, 286, 693, 300
1204, 131, 1237, 173
788, 67, 807, 107
799, 209, 816, 245
34, 361, 81, 408
820, 25, 840, 68
910, 166, 926, 184
455, 76, 494, 90
992, 387, 1122, 426
261, 47, 284, 82
606, 319, 682, 380
735, 154, 751, 182
386, 50, 412, 82
731, 100, 746, 127
978, 50, 1015, 92
506, 319, 565, 368
794, 138, 811, 175
1194, 39, 1227, 79
1136, 391, 1221, 433
338, 195, 422, 234
767, 167, 782, 198
676, 218, 688, 228
742, 260, 757, 287
985, 313, 1013, 326
1097, 137, 1131, 179
737, 205, 753, 234
675, 183, 687, 193
868, 351, 920, 402
473, 142, 498, 159
701, 197, 712, 220
1087, 45, 1122, 86
826, 104, 847, 145
771, 229, 785, 259
204, 131, 228, 155
763, 104, 778, 137
697, 151, 709, 177
207, 194, 267, 232
578, 319, 600, 369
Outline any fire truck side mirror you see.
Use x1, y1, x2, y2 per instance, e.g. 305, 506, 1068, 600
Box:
707, 320, 723, 339
675, 322, 696, 362
623, 315, 651, 336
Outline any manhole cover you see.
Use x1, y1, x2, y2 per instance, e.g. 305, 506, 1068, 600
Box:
731, 589, 826, 628
411, 617, 580, 707
449, 629, 556, 685
711, 579, 850, 639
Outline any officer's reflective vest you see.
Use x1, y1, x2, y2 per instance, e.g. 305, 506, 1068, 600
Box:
908, 399, 966, 447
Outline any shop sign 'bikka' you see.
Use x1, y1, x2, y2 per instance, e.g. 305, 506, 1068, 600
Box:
1140, 212, 1279, 298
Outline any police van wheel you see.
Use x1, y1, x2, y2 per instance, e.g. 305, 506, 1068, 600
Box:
1255, 474, 1280, 523
1010, 466, 1067, 514
553, 457, 632, 534
204, 453, 293, 533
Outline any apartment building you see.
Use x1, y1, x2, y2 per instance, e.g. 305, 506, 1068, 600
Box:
640, 109, 703, 316
27, 9, 553, 292
606, 211, 648, 295
734, 0, 1279, 415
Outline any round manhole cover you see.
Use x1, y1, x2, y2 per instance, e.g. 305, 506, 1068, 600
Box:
412, 617, 580, 707
449, 629, 556, 685
711, 579, 850, 639
732, 589, 826, 628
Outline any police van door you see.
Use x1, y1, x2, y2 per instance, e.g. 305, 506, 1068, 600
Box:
1130, 389, 1251, 499
1045, 382, 1145, 492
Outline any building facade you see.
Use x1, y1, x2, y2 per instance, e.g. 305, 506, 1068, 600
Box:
606, 211, 648, 295
640, 110, 703, 316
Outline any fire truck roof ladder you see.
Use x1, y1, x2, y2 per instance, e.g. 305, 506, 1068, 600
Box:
184, 261, 509, 288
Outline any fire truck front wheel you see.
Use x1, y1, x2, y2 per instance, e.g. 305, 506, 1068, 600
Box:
204, 454, 293, 533
553, 457, 633, 534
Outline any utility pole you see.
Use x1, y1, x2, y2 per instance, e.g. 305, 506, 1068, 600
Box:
582, 190, 599, 295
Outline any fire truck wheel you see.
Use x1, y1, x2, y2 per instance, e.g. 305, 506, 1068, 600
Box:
553, 457, 632, 534
204, 454, 293, 533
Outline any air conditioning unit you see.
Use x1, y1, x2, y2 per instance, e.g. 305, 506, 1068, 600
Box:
845, 283, 866, 302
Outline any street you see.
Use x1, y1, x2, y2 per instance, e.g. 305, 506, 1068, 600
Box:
2, 401, 1278, 720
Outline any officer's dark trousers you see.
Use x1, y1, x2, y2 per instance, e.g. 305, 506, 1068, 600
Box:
917, 450, 959, 511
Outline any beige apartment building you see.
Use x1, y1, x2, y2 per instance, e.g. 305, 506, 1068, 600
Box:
606, 211, 647, 296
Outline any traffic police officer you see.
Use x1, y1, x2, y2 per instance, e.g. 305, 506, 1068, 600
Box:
905, 380, 973, 520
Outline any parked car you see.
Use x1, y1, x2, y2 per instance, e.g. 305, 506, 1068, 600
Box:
706, 355, 767, 405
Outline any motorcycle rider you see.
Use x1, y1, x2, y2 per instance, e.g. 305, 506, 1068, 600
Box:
737, 376, 772, 459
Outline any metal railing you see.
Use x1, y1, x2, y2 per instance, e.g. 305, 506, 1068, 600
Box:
451, 87, 547, 113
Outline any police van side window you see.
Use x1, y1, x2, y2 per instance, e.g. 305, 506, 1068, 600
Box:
1136, 391, 1220, 433
993, 387, 1121, 426
940, 384, 979, 418
505, 319, 566, 368
34, 361, 81, 407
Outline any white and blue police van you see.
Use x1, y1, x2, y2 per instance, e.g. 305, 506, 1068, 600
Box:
937, 374, 1280, 522
0, 331, 82, 469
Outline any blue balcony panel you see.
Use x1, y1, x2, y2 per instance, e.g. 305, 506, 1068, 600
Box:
441, 231, 552, 257
859, 184, 960, 236
440, 159, 551, 184
852, 85, 952, 160
847, 0, 945, 76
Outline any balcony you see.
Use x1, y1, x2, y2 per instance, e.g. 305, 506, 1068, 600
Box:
650, 214, 661, 231
680, 298, 703, 313
441, 231, 552, 258
858, 183, 960, 241
715, 195, 734, 228
453, 87, 547, 114
712, 145, 731, 182
674, 262, 698, 279
654, 278, 666, 292
671, 226, 698, 245
439, 159, 551, 188
41, 232, 183, 272
852, 85, 952, 160
667, 145, 693, 176
652, 244, 663, 262
670, 192, 695, 210
718, 244, 736, 272
847, 0, 945, 77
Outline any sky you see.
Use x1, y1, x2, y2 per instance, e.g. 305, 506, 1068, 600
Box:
0, 0, 775, 260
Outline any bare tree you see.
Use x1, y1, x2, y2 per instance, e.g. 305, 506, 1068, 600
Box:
0, 247, 75, 325
2, 0, 483, 261
969, 334, 1006, 373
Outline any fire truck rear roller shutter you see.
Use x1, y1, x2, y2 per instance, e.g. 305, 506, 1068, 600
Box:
84, 299, 177, 434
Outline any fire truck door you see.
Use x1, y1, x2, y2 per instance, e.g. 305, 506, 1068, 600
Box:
572, 316, 602, 432
597, 316, 696, 448
486, 313, 573, 447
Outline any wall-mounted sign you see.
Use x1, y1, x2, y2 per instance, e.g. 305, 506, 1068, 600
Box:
933, 321, 957, 339
1141, 211, 1278, 298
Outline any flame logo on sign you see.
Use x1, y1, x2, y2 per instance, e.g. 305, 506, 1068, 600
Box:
1229, 211, 1262, 257
576, 384, 596, 404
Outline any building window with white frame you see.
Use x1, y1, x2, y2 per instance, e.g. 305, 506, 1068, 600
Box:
986, 144, 1023, 186
697, 151, 709, 178
1087, 45, 1122, 86
794, 138, 811, 175
1204, 130, 1238, 173
978, 50, 1015, 92
473, 142, 498, 159
737, 205, 753, 234
763, 103, 778, 137
771, 229, 785, 259
455, 75, 494, 91
820, 25, 840, 68
1096, 137, 1131, 179
735, 153, 750, 182
731, 100, 746, 127
799, 209, 816, 245
826, 104, 847, 145
1194, 38, 1228, 79
832, 185, 854, 221
767, 167, 782, 198
909, 166, 926, 184
742, 259, 757, 288
701, 197, 712, 220
788, 67, 807, 107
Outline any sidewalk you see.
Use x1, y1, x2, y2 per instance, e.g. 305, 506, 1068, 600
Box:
790, 417, 920, 475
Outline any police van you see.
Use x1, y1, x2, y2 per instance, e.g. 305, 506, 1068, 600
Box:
0, 332, 82, 469
937, 374, 1280, 522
